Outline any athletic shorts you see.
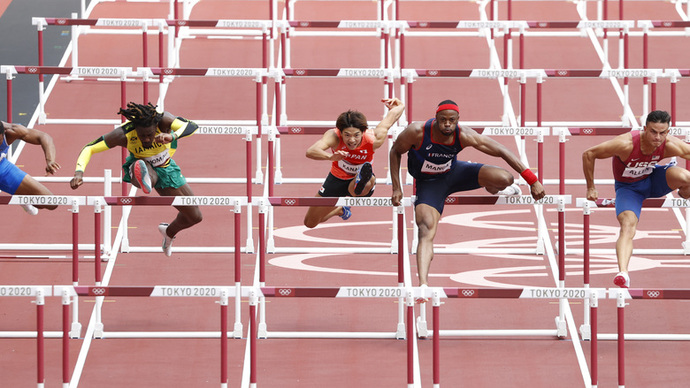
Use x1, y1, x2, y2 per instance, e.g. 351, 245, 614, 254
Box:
0, 157, 27, 194
318, 172, 375, 198
614, 164, 673, 219
122, 156, 187, 190
414, 161, 484, 214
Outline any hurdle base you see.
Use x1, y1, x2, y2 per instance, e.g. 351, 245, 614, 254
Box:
233, 322, 243, 339
93, 322, 104, 339
555, 316, 567, 338
597, 333, 690, 341
70, 322, 82, 339
258, 322, 267, 339
396, 322, 406, 339
433, 329, 559, 338
263, 331, 399, 339
416, 316, 428, 338
579, 323, 591, 341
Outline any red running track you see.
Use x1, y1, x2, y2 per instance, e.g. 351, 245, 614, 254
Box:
3, 0, 690, 387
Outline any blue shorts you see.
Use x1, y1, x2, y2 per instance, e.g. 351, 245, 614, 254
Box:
0, 157, 27, 194
615, 165, 673, 219
414, 161, 484, 214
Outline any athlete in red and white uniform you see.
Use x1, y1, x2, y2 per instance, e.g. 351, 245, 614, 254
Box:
583, 110, 690, 287
303, 98, 404, 228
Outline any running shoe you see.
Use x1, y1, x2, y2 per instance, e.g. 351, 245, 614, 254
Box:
497, 183, 521, 196
340, 206, 352, 220
133, 160, 152, 194
158, 223, 175, 257
613, 271, 630, 288
354, 162, 373, 195
21, 204, 38, 216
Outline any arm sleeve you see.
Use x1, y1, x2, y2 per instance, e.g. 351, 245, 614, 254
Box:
171, 117, 199, 140
75, 136, 111, 172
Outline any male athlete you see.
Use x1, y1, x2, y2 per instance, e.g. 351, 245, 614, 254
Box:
390, 100, 545, 289
583, 110, 690, 287
70, 102, 202, 257
0, 120, 61, 214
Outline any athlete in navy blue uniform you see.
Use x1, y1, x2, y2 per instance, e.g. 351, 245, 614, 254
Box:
390, 100, 545, 288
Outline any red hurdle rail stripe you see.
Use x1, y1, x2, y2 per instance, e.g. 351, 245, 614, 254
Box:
567, 127, 633, 136
261, 287, 340, 298
73, 286, 155, 297
627, 289, 690, 299
445, 288, 525, 298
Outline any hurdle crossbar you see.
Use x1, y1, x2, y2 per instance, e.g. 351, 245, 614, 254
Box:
56, 285, 234, 387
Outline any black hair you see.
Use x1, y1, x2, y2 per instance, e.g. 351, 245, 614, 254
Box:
118, 102, 163, 128
335, 110, 368, 132
646, 110, 671, 126
438, 99, 458, 107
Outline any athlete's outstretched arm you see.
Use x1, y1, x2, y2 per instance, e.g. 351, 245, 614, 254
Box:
389, 122, 422, 206
372, 98, 405, 149
5, 123, 61, 175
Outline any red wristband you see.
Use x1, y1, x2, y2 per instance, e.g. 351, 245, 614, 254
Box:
520, 168, 538, 185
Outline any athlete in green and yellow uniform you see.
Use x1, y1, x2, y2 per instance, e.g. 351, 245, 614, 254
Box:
70, 102, 202, 256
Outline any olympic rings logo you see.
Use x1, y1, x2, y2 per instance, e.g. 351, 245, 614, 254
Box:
278, 288, 292, 296
299, 22, 309, 27
582, 128, 594, 135
419, 22, 429, 27
557, 70, 569, 76
91, 287, 106, 295
646, 290, 661, 298
163, 69, 174, 75
120, 198, 133, 205
444, 197, 456, 204
27, 67, 38, 74
283, 199, 296, 206
57, 19, 67, 25
663, 22, 673, 27
461, 289, 475, 297
295, 69, 306, 76
538, 22, 548, 27
177, 21, 187, 26
427, 70, 439, 76
290, 127, 303, 134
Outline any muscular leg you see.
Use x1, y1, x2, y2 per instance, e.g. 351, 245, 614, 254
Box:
14, 174, 57, 210
347, 175, 376, 197
415, 203, 441, 286
616, 210, 638, 273
156, 184, 202, 238
666, 166, 690, 198
304, 200, 342, 229
477, 165, 514, 194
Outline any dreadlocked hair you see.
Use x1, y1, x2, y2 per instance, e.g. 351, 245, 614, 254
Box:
117, 102, 163, 127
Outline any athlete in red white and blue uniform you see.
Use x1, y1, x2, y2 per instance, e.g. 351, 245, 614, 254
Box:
583, 110, 690, 287
390, 100, 545, 288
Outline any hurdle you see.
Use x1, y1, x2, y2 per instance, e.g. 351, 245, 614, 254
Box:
57, 284, 240, 388
249, 286, 418, 387
0, 286, 53, 388
414, 286, 606, 388
255, 197, 412, 340
608, 288, 690, 388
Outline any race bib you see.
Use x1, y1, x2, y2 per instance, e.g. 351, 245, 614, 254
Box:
143, 149, 171, 167
421, 159, 452, 174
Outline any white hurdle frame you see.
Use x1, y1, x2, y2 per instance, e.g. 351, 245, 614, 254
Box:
255, 197, 413, 341
56, 284, 242, 388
